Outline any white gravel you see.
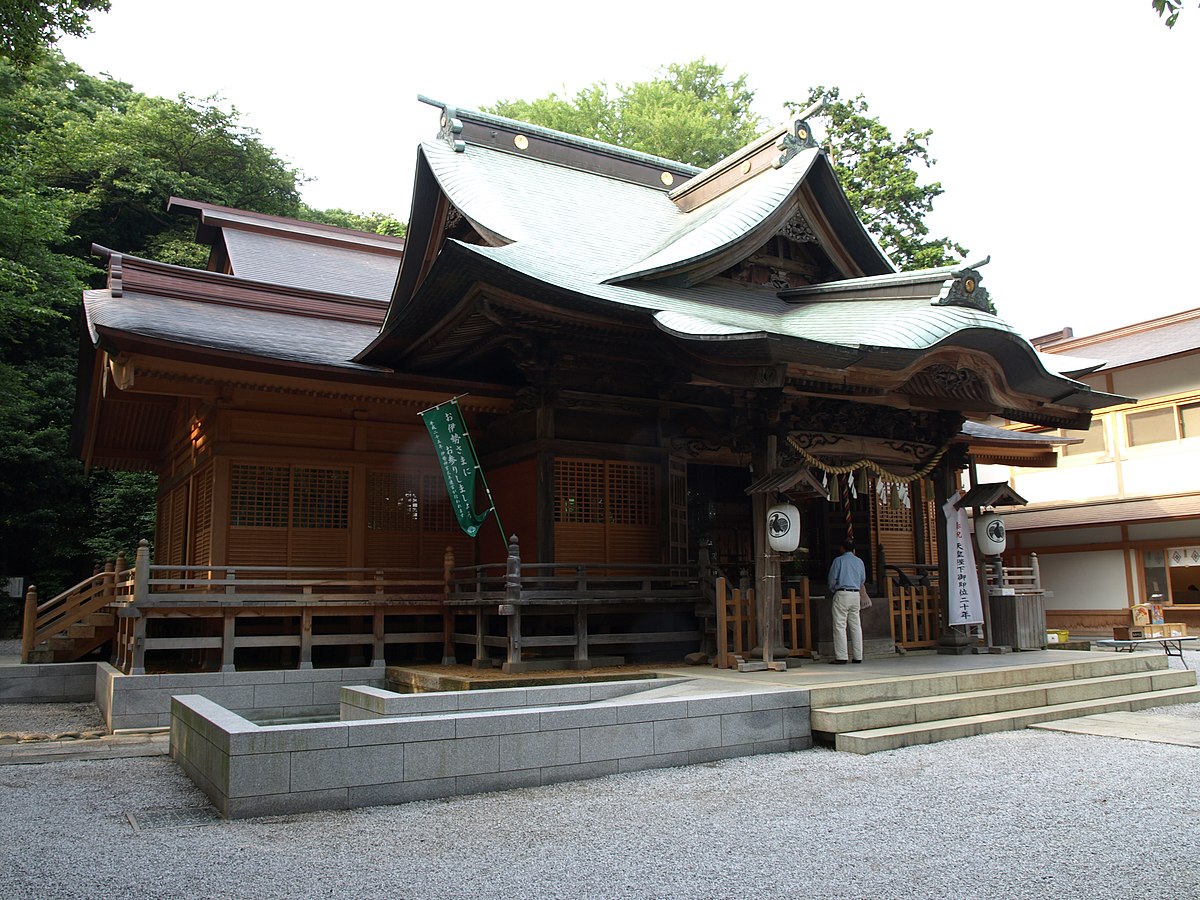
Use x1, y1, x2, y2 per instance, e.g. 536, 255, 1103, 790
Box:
1, 644, 1197, 898
1, 700, 1199, 894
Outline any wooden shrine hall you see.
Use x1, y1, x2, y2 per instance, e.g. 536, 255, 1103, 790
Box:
26, 99, 1123, 673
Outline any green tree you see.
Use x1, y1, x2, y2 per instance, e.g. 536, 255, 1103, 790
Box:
0, 0, 110, 68
793, 86, 967, 272
301, 205, 407, 237
1152, 0, 1184, 28
0, 51, 408, 607
489, 59, 765, 169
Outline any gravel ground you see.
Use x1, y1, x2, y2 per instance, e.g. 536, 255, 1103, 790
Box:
0, 728, 1198, 899
0, 646, 1198, 898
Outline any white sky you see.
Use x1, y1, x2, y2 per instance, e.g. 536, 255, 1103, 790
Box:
59, 0, 1198, 341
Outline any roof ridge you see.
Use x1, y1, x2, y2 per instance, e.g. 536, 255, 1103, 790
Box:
1039, 305, 1200, 352
417, 95, 701, 178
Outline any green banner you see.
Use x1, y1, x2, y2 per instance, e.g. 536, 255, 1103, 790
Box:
419, 400, 493, 537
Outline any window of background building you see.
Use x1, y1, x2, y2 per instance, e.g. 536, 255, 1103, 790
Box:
1126, 400, 1200, 447
1061, 419, 1107, 456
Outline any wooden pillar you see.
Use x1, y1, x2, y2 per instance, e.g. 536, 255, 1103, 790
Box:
221, 611, 236, 672
372, 609, 386, 668
574, 604, 588, 664
133, 539, 151, 604
473, 606, 486, 667
752, 435, 782, 664
503, 534, 522, 669
130, 613, 147, 675
299, 608, 313, 669
20, 585, 37, 663
441, 545, 456, 666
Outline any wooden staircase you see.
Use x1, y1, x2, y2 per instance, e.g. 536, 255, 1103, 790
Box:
811, 653, 1200, 754
22, 562, 128, 664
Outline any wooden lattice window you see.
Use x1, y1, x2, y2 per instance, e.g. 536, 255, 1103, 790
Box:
422, 474, 458, 532
554, 459, 606, 523
875, 493, 914, 532
367, 472, 420, 532
230, 465, 290, 527
607, 462, 655, 525
290, 467, 349, 529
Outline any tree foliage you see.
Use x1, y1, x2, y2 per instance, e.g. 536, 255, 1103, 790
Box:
488, 59, 765, 169
0, 0, 110, 68
300, 205, 407, 237
0, 51, 397, 603
1152, 0, 1185, 28
792, 86, 967, 272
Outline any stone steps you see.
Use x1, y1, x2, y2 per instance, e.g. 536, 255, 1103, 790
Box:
811, 652, 1200, 754
834, 685, 1200, 754
812, 669, 1197, 733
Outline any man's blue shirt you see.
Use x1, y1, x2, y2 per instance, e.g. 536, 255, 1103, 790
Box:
828, 551, 866, 591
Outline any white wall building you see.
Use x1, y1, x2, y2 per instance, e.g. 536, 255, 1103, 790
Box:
975, 307, 1200, 633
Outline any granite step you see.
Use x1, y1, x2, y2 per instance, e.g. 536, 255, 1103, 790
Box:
833, 685, 1200, 754
812, 669, 1197, 733
807, 652, 1168, 710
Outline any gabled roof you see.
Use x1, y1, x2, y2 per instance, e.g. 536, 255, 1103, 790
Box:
353, 100, 1128, 428
168, 198, 405, 302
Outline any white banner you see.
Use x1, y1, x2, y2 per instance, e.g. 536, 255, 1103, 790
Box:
943, 492, 984, 625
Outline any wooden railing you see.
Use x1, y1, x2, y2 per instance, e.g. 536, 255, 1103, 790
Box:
984, 553, 1042, 594
886, 563, 941, 650
713, 577, 811, 669
141, 564, 451, 603
21, 557, 133, 663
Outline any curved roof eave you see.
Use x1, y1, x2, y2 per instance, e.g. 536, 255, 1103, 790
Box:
652, 312, 1129, 413
419, 140, 529, 246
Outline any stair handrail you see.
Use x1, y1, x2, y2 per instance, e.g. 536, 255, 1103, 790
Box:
22, 562, 126, 661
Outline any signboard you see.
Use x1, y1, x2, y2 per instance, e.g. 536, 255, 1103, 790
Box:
943, 492, 984, 625
419, 399, 494, 538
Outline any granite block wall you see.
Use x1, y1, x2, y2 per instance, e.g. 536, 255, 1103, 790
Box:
171, 680, 812, 819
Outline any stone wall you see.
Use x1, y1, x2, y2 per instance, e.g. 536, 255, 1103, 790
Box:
171, 679, 812, 819
97, 664, 386, 731
0, 662, 95, 703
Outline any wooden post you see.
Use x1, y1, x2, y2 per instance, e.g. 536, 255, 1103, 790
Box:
574, 604, 588, 664
221, 611, 236, 672
504, 534, 522, 668
102, 561, 115, 605
130, 613, 147, 675
372, 609, 386, 668
133, 539, 150, 604
1031, 553, 1041, 591
20, 585, 37, 664
441, 545, 456, 665
474, 606, 486, 667
299, 608, 313, 669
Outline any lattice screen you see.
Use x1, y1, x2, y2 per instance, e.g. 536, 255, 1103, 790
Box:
367, 472, 420, 532
291, 468, 349, 529
230, 464, 290, 527
607, 462, 655, 525
554, 459, 606, 523
553, 458, 659, 564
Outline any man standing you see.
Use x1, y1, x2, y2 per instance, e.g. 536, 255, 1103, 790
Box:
827, 539, 867, 665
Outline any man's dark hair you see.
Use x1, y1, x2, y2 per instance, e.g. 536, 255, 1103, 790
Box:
841, 539, 856, 553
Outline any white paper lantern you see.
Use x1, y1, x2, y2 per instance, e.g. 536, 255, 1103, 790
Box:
767, 503, 800, 552
976, 511, 1006, 556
